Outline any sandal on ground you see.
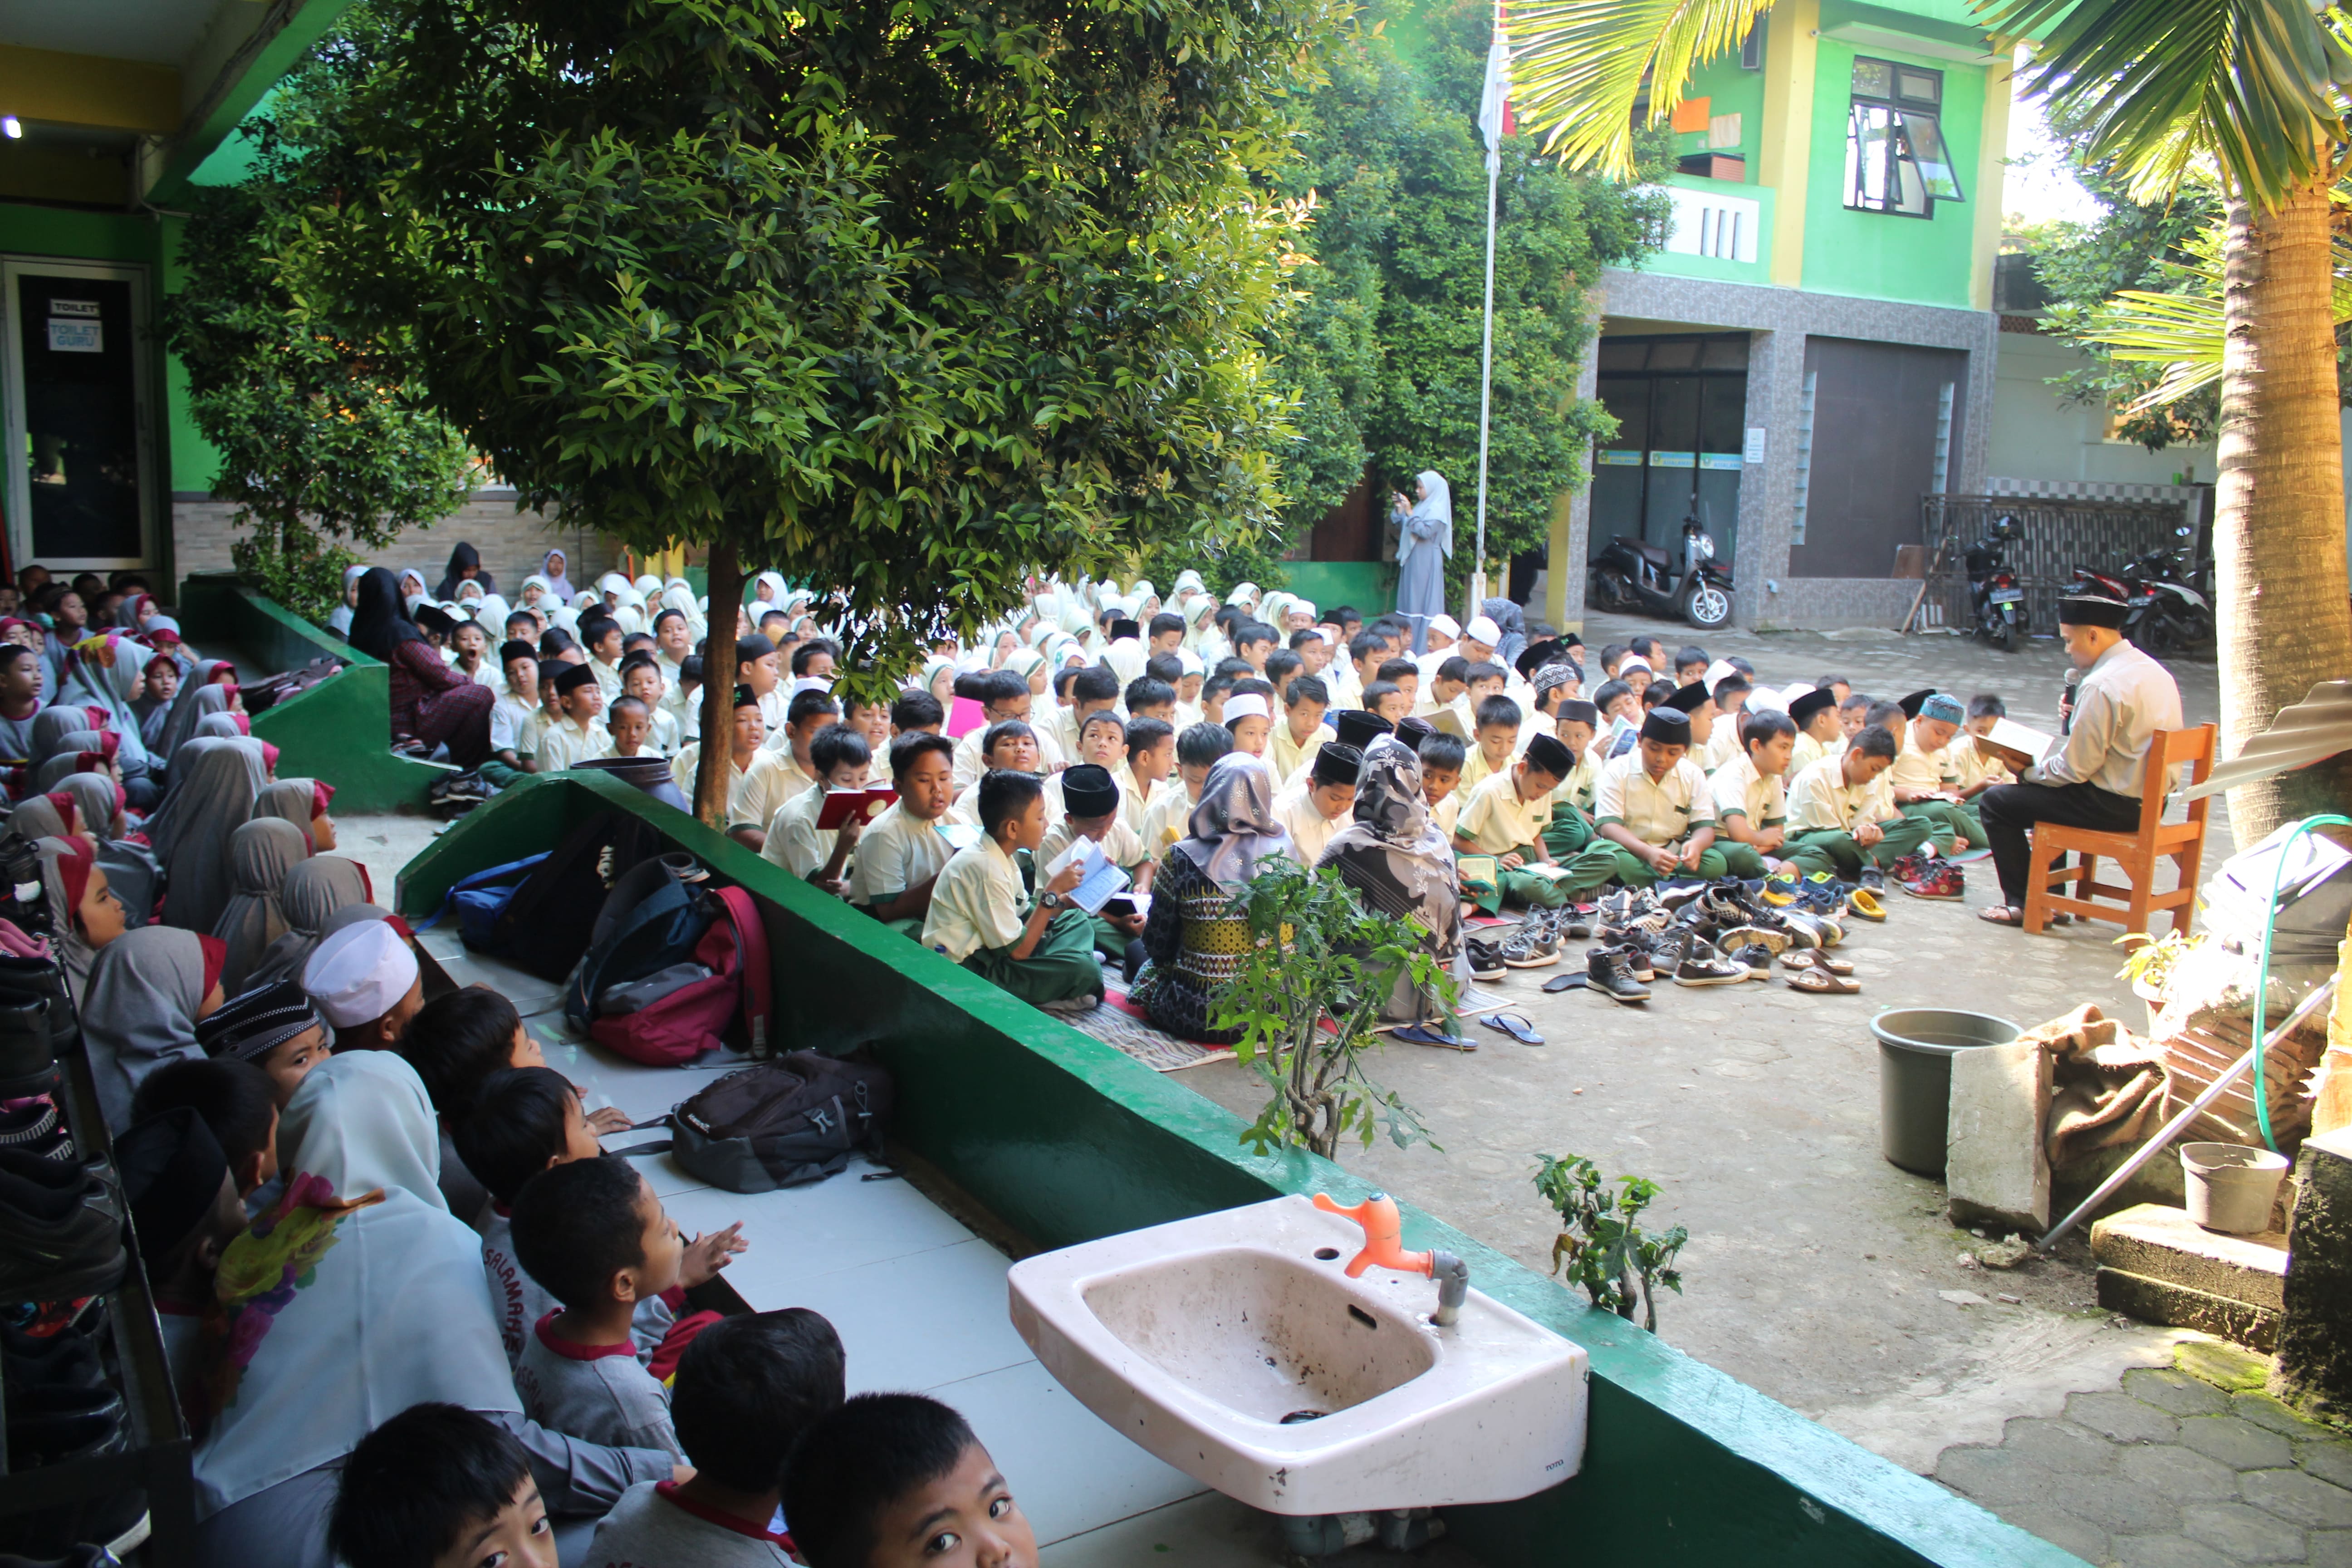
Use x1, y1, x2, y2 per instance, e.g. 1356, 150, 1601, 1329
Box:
1394, 1024, 1477, 1051
1479, 1012, 1545, 1046
1542, 972, 1588, 994
1785, 964, 1859, 995
1977, 905, 2027, 926
1781, 949, 1854, 976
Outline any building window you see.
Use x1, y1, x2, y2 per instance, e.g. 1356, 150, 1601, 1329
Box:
1791, 370, 1818, 546
1931, 381, 1955, 493
1844, 57, 1964, 217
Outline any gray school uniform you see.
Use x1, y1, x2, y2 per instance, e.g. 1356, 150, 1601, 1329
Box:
514, 1313, 684, 1460
588, 1480, 797, 1568
478, 1202, 676, 1372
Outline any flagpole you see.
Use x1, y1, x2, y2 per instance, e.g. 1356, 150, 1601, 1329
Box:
1472, 140, 1498, 622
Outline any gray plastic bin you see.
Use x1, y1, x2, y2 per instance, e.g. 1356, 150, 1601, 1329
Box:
1869, 1008, 2024, 1176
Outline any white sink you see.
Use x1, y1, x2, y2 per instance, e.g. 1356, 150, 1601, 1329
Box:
1006, 1195, 1588, 1516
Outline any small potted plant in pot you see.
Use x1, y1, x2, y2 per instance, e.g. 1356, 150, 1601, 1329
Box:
2116, 930, 2203, 1035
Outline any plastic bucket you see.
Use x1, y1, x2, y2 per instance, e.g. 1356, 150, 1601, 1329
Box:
1869, 1008, 2024, 1176
2180, 1142, 2290, 1234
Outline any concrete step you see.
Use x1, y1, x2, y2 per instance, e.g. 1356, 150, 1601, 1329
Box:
2089, 1202, 2288, 1310
2091, 1202, 2289, 1349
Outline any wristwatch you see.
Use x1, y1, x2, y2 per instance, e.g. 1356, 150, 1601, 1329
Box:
1041, 892, 1064, 911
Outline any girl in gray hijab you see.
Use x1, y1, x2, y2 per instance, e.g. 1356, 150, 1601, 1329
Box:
57, 770, 160, 931
213, 818, 310, 994
244, 858, 375, 987
33, 732, 113, 793
152, 662, 238, 769
30, 706, 93, 763
81, 923, 222, 1131
192, 712, 248, 740
1318, 735, 1467, 1024
34, 836, 119, 1005
149, 736, 269, 933
1133, 755, 1293, 1043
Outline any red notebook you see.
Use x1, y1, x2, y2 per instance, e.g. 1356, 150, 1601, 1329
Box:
815, 786, 897, 829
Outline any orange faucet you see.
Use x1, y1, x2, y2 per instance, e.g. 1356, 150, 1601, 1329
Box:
1313, 1192, 1433, 1279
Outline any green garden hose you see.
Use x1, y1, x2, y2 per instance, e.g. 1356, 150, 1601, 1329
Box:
2247, 813, 2352, 1150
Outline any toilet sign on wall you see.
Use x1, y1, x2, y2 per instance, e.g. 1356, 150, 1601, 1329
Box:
46, 299, 101, 353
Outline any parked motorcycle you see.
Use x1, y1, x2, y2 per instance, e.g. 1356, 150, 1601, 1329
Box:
1589, 512, 1735, 629
2067, 527, 2214, 655
1960, 514, 2025, 651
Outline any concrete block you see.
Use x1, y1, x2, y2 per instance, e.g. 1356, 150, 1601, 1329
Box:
2091, 1203, 2289, 1312
2097, 1267, 2281, 1351
1946, 1039, 2051, 1231
2278, 1126, 2352, 1417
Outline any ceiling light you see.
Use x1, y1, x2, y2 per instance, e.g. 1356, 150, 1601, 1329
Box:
0, 118, 20, 140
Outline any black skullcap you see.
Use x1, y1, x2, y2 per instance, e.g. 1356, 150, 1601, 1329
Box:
736, 633, 778, 663
731, 683, 761, 710
499, 639, 537, 666
1789, 688, 1837, 727
1516, 638, 1570, 679
654, 608, 685, 628
197, 979, 324, 1064
1640, 707, 1692, 745
1393, 715, 1436, 748
1558, 700, 1600, 728
1060, 764, 1119, 819
2058, 593, 2130, 629
1662, 682, 1710, 715
552, 662, 599, 696
1333, 710, 1394, 750
1111, 618, 1142, 642
414, 604, 460, 636
1310, 743, 1363, 788
117, 1107, 228, 1260
1523, 732, 1575, 777
1896, 688, 1935, 720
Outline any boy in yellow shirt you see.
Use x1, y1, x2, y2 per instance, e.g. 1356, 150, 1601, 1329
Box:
1451, 732, 1575, 913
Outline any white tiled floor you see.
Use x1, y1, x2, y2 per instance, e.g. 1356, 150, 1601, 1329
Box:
416, 926, 1207, 1549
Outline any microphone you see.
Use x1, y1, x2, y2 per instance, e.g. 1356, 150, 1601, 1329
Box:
2059, 667, 2079, 735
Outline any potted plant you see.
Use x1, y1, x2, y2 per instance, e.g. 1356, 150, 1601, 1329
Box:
1214, 859, 1453, 1161
2117, 930, 2204, 1034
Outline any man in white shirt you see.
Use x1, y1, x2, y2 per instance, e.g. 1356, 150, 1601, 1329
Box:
1979, 594, 2185, 925
923, 769, 1100, 1007
1271, 744, 1362, 867
1557, 707, 1723, 891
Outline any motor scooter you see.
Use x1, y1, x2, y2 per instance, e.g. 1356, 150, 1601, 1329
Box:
1961, 514, 2025, 651
1588, 510, 1734, 628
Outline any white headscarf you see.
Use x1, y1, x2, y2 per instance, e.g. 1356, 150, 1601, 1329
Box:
1400, 471, 1454, 561
191, 1051, 519, 1518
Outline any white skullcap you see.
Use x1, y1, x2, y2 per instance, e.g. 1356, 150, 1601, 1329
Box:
1222, 693, 1270, 721
1177, 649, 1205, 676
1292, 599, 1316, 619
303, 919, 419, 1029
1618, 655, 1652, 676
1465, 615, 1503, 646
1429, 614, 1461, 640
1703, 658, 1739, 692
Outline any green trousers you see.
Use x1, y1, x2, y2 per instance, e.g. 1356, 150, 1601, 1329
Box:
1460, 844, 1570, 914
1557, 839, 1729, 892
1713, 840, 1772, 879
1896, 799, 1985, 855
964, 908, 1104, 1004
1541, 802, 1594, 860
1782, 815, 1934, 879
481, 759, 529, 789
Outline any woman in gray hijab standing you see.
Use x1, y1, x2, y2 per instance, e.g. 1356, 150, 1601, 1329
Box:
1390, 470, 1452, 653
1318, 735, 1467, 1025
1132, 754, 1293, 1043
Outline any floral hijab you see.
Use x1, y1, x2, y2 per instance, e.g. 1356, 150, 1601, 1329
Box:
1173, 755, 1292, 887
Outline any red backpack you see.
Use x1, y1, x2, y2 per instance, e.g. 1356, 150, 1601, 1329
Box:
588, 884, 774, 1067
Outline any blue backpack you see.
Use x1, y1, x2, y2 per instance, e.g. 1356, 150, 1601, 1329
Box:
422, 853, 552, 952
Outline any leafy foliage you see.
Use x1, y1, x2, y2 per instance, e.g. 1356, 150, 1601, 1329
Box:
160, 28, 473, 625
1134, 534, 1290, 600
1270, 0, 1665, 591
1533, 1152, 1687, 1333
278, 0, 1328, 685
1213, 857, 1450, 1160
1506, 0, 1774, 180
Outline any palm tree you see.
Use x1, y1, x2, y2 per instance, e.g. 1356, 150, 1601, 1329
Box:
1508, 0, 2352, 840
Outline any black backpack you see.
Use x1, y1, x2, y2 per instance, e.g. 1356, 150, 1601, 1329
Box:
491, 810, 667, 981
663, 1052, 894, 1193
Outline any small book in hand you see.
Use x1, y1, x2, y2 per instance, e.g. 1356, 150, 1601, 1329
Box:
815, 786, 897, 830
1974, 718, 2053, 772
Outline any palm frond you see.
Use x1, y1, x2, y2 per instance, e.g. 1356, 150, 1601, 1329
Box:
1980, 0, 2352, 209
1509, 0, 1775, 177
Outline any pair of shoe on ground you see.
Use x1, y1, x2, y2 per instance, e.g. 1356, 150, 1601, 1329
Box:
1585, 929, 1754, 1000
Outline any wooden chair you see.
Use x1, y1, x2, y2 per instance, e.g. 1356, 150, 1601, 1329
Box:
2024, 725, 2216, 936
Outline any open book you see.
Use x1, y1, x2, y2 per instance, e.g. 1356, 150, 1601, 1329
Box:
1044, 837, 1132, 916
1972, 717, 2054, 774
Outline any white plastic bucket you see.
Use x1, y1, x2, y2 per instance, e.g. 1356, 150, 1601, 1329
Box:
2180, 1142, 2290, 1235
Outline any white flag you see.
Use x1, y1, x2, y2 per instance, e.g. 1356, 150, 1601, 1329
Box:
1477, 11, 1514, 154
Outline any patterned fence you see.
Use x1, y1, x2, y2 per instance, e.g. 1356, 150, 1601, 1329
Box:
1916, 494, 2192, 635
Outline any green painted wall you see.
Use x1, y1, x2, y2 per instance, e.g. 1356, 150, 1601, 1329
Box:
395, 770, 2087, 1568
1798, 36, 1987, 309
1677, 50, 1768, 173
1284, 561, 1392, 617
156, 216, 221, 497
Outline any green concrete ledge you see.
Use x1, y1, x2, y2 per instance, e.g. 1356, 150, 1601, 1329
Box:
175, 574, 450, 813
397, 771, 2083, 1568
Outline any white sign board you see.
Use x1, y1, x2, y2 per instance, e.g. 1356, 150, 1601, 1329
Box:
1743, 426, 1767, 464
46, 303, 102, 353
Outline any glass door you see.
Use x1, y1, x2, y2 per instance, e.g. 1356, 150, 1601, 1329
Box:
2, 260, 156, 571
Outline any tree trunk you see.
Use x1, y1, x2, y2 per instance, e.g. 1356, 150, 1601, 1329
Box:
694, 538, 743, 830
2216, 176, 2352, 843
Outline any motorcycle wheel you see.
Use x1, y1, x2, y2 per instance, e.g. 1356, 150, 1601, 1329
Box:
1682, 582, 1732, 628
1592, 568, 1635, 612
1989, 617, 2016, 652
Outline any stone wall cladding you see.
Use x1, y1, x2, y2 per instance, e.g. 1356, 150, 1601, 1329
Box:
168, 491, 622, 599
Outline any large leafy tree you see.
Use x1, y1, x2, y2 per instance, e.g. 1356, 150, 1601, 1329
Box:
161, 27, 472, 625
1275, 0, 1663, 596
287, 0, 1324, 820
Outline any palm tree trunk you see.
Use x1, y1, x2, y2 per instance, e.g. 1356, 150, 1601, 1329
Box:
695, 538, 743, 830
2216, 174, 2352, 842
